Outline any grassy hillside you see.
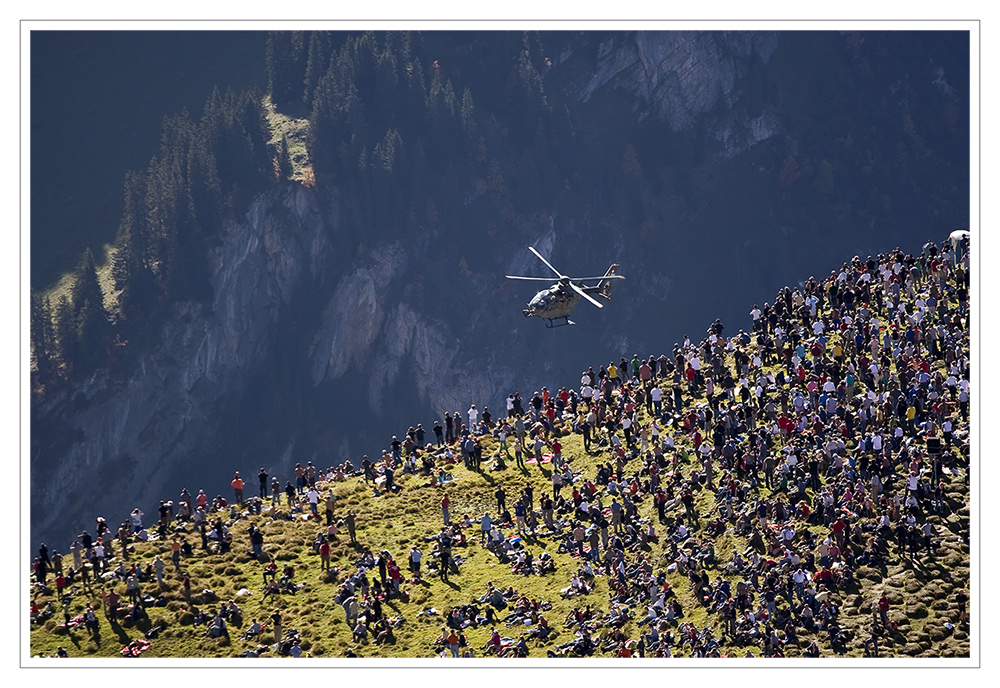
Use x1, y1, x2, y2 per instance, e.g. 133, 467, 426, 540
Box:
28, 250, 971, 660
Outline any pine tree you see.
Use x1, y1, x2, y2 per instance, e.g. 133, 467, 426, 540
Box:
426, 60, 444, 118
373, 47, 399, 129
303, 31, 331, 109
460, 87, 476, 136
75, 295, 111, 375
507, 35, 549, 140
51, 294, 75, 378
71, 248, 113, 374
113, 171, 160, 331
30, 292, 55, 389
400, 51, 426, 128
71, 247, 105, 320
237, 88, 273, 182
278, 133, 293, 180
266, 31, 308, 108
442, 80, 457, 118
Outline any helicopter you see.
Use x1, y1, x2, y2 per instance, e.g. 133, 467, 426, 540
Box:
506, 246, 624, 327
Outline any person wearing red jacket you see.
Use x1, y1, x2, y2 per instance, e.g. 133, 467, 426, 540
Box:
319, 539, 331, 571
877, 592, 890, 628
388, 558, 402, 596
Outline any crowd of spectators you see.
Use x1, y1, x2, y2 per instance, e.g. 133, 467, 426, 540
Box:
32, 236, 970, 658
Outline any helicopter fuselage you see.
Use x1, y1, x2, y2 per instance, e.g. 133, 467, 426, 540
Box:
523, 283, 581, 322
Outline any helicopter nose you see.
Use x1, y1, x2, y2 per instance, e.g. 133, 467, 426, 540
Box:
523, 308, 531, 318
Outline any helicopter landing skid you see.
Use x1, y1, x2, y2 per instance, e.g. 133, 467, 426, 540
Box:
545, 317, 575, 328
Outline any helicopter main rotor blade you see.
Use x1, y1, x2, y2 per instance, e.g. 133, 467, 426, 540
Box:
568, 275, 627, 282
571, 282, 604, 309
505, 275, 557, 281
528, 246, 565, 279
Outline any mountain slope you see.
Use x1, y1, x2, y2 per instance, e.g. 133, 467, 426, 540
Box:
29, 238, 971, 659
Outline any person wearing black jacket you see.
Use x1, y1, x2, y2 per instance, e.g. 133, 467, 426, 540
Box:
258, 468, 268, 499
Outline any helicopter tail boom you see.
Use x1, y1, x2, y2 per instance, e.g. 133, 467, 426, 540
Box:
596, 264, 621, 299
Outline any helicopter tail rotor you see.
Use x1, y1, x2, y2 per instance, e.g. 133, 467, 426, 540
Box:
598, 264, 622, 299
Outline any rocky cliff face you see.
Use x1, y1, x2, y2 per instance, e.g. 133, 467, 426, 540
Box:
32, 185, 332, 544
563, 31, 781, 158
578, 32, 777, 127
31, 180, 527, 546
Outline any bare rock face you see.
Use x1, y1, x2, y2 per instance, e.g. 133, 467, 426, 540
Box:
574, 31, 780, 154
310, 243, 409, 386
32, 185, 332, 546
31, 181, 518, 548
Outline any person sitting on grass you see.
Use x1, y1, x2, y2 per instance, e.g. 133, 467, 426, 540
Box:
241, 618, 263, 640
536, 551, 556, 575
352, 619, 368, 644
206, 611, 227, 638
560, 573, 591, 598
373, 617, 395, 645
261, 579, 281, 603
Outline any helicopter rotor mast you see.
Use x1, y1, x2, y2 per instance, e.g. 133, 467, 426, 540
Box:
527, 245, 606, 309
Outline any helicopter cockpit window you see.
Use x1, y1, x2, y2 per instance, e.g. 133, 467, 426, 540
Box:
534, 292, 553, 308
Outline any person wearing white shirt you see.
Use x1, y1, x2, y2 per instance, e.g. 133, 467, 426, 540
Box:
792, 568, 807, 600
129, 509, 144, 531
650, 386, 663, 415
808, 294, 819, 317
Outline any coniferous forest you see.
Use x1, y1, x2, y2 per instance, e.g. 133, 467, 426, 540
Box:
33, 31, 573, 391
